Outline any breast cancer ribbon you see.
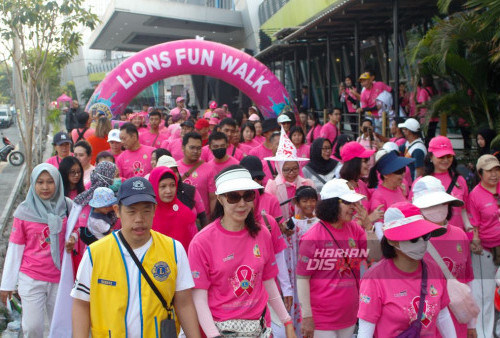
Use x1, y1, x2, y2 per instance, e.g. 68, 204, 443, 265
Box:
133, 161, 144, 175
234, 265, 254, 297
412, 296, 431, 327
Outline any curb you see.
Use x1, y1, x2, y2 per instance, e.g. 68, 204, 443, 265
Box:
0, 163, 26, 233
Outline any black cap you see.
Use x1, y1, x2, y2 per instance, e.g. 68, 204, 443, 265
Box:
240, 155, 265, 180
261, 118, 279, 134
180, 120, 195, 128
118, 177, 157, 206
53, 131, 72, 145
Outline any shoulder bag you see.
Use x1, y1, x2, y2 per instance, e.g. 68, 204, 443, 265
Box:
118, 231, 177, 338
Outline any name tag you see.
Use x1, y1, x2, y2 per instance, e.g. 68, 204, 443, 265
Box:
98, 279, 117, 286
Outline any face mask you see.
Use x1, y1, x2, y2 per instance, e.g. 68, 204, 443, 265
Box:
397, 238, 428, 260
109, 178, 122, 193
421, 204, 448, 224
212, 148, 226, 160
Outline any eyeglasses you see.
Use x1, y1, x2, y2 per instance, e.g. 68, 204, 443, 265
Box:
187, 146, 202, 152
69, 170, 82, 176
392, 167, 406, 175
282, 166, 300, 174
224, 190, 256, 204
409, 233, 432, 243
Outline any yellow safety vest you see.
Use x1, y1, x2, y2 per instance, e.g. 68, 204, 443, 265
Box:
89, 230, 178, 337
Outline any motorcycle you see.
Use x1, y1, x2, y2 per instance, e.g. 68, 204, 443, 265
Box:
0, 135, 24, 166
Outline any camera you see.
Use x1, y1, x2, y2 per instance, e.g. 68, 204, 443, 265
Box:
286, 218, 295, 230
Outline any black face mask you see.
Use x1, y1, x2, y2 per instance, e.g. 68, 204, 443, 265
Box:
212, 147, 226, 159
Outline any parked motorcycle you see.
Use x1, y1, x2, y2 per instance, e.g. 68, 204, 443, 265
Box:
0, 135, 24, 166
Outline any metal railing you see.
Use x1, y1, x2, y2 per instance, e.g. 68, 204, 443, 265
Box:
166, 0, 235, 10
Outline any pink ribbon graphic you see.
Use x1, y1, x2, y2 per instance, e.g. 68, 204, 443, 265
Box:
412, 296, 431, 327
40, 226, 50, 249
443, 257, 454, 273
234, 265, 254, 297
133, 161, 144, 175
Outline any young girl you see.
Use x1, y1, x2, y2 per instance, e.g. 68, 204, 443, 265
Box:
86, 187, 118, 240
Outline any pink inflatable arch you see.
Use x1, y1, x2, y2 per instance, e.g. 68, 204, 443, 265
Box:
86, 39, 295, 119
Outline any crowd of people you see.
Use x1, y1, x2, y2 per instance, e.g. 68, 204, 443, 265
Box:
0, 86, 499, 338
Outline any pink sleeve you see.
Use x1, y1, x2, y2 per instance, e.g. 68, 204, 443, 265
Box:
357, 275, 382, 323
201, 146, 210, 162
314, 125, 322, 139
207, 171, 216, 194
160, 139, 169, 149
319, 125, 329, 139
264, 179, 277, 195
187, 237, 212, 290
296, 233, 317, 276
194, 190, 205, 214
464, 237, 474, 283
467, 193, 481, 227
384, 83, 392, 92
9, 218, 26, 245
268, 196, 283, 220
266, 216, 286, 254
369, 192, 385, 214
262, 229, 279, 281
440, 273, 450, 309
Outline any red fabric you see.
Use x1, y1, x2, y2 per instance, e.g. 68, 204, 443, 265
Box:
149, 167, 198, 251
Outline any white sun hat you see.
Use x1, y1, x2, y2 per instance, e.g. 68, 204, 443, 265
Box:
320, 178, 366, 202
412, 176, 464, 209
156, 155, 178, 168
215, 168, 263, 195
264, 127, 309, 162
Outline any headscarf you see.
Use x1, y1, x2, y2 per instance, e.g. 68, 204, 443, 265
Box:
74, 161, 116, 206
13, 163, 69, 269
306, 138, 338, 175
477, 128, 496, 156
149, 166, 197, 251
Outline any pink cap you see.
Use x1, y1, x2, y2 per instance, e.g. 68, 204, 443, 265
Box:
428, 136, 455, 158
248, 113, 260, 121
209, 117, 220, 125
340, 141, 376, 162
209, 101, 217, 109
383, 202, 445, 241
176, 96, 185, 103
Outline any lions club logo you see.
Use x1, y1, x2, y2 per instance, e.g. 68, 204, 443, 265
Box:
152, 261, 171, 282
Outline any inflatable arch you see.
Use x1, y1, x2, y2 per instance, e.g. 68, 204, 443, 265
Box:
86, 39, 295, 119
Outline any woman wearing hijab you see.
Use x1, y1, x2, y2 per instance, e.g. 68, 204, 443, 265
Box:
476, 128, 496, 157
149, 166, 198, 251
48, 161, 117, 337
0, 164, 74, 338
303, 138, 338, 192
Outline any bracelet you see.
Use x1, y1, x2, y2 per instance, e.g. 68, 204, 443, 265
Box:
284, 320, 293, 327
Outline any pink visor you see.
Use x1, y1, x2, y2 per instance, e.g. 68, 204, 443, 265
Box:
340, 141, 376, 162
383, 202, 445, 241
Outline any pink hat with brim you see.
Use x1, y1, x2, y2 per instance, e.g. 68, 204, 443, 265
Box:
209, 101, 217, 109
209, 117, 220, 125
383, 202, 446, 241
428, 136, 455, 158
340, 141, 376, 162
176, 96, 185, 103
248, 114, 260, 121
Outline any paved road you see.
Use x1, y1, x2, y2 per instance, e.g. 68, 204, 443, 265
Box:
0, 123, 24, 218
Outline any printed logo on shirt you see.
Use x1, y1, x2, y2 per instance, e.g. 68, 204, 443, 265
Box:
192, 271, 200, 279
407, 296, 436, 328
253, 244, 261, 258
456, 243, 462, 253
348, 238, 356, 248
360, 294, 371, 304
132, 161, 145, 176
231, 265, 256, 297
192, 171, 198, 178
152, 261, 171, 282
429, 285, 438, 297
394, 290, 407, 298
98, 279, 117, 286
143, 154, 148, 159
40, 226, 50, 249
223, 253, 234, 262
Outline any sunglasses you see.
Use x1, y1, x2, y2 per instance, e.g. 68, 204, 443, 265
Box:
409, 233, 432, 243
224, 190, 256, 204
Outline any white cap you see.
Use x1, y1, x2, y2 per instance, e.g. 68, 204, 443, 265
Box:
107, 129, 121, 143
375, 149, 389, 163
398, 118, 420, 132
156, 155, 178, 168
277, 114, 292, 123
382, 142, 400, 153
215, 168, 263, 195
412, 176, 464, 209
320, 178, 366, 202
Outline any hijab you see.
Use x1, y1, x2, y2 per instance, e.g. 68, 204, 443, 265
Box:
477, 128, 496, 156
13, 163, 69, 269
149, 166, 197, 251
306, 138, 338, 175
74, 161, 116, 206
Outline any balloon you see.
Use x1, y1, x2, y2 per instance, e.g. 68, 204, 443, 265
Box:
85, 39, 295, 119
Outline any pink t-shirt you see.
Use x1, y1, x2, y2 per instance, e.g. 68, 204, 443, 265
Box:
46, 155, 64, 169
201, 144, 244, 162
358, 258, 450, 337
416, 86, 437, 122
320, 122, 339, 145
261, 159, 276, 187
296, 144, 310, 170
258, 192, 283, 221
254, 135, 265, 144
243, 139, 261, 149
115, 145, 156, 179
360, 82, 392, 117
176, 160, 216, 217
207, 156, 240, 177
237, 143, 252, 156
192, 189, 206, 215
296, 221, 367, 330
306, 125, 322, 145
369, 185, 407, 218
9, 217, 68, 283
428, 224, 473, 337
468, 181, 500, 248
345, 88, 358, 113
71, 128, 94, 143
260, 215, 287, 255
355, 180, 371, 211
139, 129, 168, 148
188, 219, 278, 322
248, 143, 273, 161
390, 137, 407, 147
165, 138, 184, 161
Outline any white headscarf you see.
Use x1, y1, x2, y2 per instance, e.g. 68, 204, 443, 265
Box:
13, 163, 69, 269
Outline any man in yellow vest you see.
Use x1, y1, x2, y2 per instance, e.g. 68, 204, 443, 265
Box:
71, 177, 201, 337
